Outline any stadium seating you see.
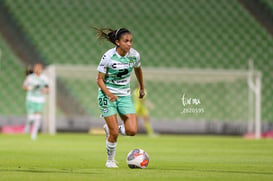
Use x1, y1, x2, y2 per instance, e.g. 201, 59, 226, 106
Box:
261, 0, 273, 12
0, 35, 25, 115
1, 0, 272, 122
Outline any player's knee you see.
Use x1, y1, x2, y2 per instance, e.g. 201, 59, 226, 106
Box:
126, 128, 137, 136
109, 129, 119, 140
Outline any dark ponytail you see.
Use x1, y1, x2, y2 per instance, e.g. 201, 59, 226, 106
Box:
25, 65, 33, 76
93, 27, 131, 45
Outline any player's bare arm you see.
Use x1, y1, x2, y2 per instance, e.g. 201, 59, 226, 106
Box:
96, 72, 117, 102
134, 67, 145, 99
22, 84, 29, 91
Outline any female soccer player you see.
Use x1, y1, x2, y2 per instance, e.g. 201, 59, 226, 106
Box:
94, 28, 145, 168
23, 63, 49, 140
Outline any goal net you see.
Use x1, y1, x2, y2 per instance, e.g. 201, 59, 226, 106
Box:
44, 63, 262, 138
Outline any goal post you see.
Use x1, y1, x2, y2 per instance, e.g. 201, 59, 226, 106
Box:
248, 60, 262, 139
43, 65, 56, 135
43, 63, 262, 138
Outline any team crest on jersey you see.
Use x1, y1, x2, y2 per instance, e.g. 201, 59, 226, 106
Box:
129, 60, 134, 67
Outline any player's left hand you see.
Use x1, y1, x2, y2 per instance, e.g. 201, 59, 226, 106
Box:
139, 88, 145, 99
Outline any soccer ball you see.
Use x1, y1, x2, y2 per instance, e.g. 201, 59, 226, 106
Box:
126, 148, 149, 169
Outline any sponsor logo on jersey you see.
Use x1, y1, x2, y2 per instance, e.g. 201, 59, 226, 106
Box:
115, 79, 129, 84
112, 62, 129, 69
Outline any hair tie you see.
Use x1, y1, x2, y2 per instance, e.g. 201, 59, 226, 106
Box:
115, 28, 121, 40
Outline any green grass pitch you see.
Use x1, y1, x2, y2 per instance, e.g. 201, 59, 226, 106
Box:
0, 134, 273, 181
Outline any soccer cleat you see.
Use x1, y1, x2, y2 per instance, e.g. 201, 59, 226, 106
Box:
105, 160, 119, 168
103, 124, 109, 140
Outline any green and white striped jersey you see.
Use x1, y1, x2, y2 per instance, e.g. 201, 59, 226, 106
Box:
23, 73, 49, 103
97, 47, 141, 96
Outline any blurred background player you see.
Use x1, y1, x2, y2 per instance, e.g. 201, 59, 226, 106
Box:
133, 86, 155, 136
22, 63, 49, 140
94, 27, 145, 168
